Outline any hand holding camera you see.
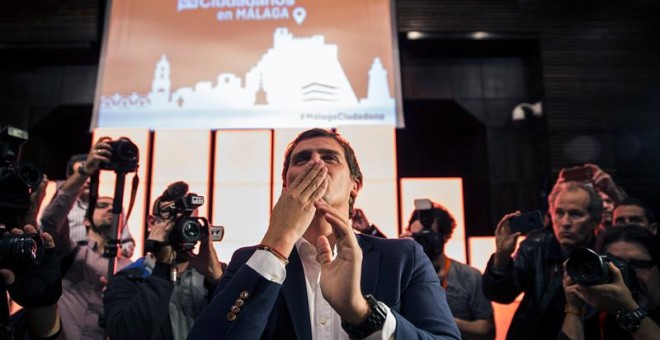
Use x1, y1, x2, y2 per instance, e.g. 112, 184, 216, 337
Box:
411, 199, 444, 263
564, 254, 638, 314
1, 225, 62, 309
79, 137, 113, 176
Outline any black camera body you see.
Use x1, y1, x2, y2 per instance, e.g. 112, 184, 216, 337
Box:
0, 126, 44, 268
166, 193, 224, 252
99, 137, 139, 173
566, 247, 638, 295
411, 199, 444, 263
0, 127, 43, 217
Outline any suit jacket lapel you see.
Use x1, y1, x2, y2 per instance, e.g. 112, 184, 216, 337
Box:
282, 248, 312, 339
358, 236, 381, 295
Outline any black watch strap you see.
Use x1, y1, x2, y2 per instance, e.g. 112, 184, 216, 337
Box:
616, 307, 648, 333
341, 294, 388, 340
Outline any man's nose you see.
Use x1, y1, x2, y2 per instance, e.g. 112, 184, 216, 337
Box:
310, 153, 322, 162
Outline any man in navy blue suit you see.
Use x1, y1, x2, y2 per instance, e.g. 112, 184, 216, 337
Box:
188, 128, 460, 340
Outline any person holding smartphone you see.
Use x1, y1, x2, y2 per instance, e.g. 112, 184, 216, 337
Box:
482, 180, 603, 340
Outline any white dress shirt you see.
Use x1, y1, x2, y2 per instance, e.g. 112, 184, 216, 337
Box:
246, 237, 396, 340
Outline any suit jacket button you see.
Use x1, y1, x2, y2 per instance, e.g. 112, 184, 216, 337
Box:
235, 299, 245, 307
231, 305, 241, 314
227, 312, 237, 321
240, 291, 250, 299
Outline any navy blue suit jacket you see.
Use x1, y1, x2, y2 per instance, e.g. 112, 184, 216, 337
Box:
188, 235, 460, 339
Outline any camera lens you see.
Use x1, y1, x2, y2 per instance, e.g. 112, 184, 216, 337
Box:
115, 139, 138, 162
566, 247, 611, 285
16, 163, 42, 188
180, 219, 201, 242
0, 233, 44, 267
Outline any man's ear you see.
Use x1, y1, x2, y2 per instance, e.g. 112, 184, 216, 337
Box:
650, 222, 658, 235
350, 178, 361, 201
83, 217, 91, 229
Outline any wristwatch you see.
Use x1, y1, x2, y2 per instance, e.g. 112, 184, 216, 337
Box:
77, 163, 90, 176
341, 294, 388, 340
616, 307, 648, 333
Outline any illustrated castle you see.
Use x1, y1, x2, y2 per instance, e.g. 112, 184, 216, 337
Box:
101, 28, 393, 111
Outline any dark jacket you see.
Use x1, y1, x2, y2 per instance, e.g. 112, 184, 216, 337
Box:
104, 260, 223, 340
482, 228, 567, 340
188, 235, 461, 340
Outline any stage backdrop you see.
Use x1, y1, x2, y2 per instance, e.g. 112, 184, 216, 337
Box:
92, 0, 403, 129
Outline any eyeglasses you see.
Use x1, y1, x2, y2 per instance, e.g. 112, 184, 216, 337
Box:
627, 259, 656, 272
96, 202, 113, 209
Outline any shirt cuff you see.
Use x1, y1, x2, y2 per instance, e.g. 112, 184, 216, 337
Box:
363, 304, 396, 340
246, 249, 287, 284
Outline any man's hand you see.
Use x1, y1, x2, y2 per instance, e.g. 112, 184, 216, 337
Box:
562, 262, 586, 312
351, 208, 373, 234
22, 174, 49, 228
261, 160, 328, 257
315, 201, 370, 325
181, 234, 224, 285
1, 225, 62, 309
81, 137, 113, 175
147, 217, 176, 263
583, 163, 626, 203
493, 212, 522, 271
574, 262, 638, 314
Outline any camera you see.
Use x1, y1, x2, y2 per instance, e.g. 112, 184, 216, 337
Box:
0, 126, 43, 217
411, 199, 444, 263
0, 233, 44, 269
566, 247, 638, 294
0, 126, 45, 268
164, 193, 224, 252
99, 137, 139, 173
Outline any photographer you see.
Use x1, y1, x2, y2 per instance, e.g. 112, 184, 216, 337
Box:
482, 180, 603, 339
402, 200, 495, 340
103, 181, 226, 340
61, 153, 135, 257
40, 137, 133, 339
561, 225, 660, 340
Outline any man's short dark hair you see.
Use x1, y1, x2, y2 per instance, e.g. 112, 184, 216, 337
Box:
548, 181, 603, 224
66, 153, 88, 177
407, 202, 457, 242
616, 197, 657, 224
152, 181, 189, 215
603, 224, 659, 266
281, 128, 363, 216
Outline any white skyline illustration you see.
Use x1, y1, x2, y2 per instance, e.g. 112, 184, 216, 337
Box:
98, 28, 396, 128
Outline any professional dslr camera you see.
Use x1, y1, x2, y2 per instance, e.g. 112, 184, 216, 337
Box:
411, 199, 444, 263
99, 137, 139, 173
163, 193, 224, 252
566, 247, 639, 295
0, 126, 44, 268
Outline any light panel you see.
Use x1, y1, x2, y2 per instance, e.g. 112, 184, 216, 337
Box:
212, 130, 272, 261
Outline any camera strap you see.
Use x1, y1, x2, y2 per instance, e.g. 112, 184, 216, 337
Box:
85, 171, 100, 230
123, 173, 140, 225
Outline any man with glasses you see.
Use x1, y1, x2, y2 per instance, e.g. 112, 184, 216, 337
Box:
482, 180, 603, 340
41, 138, 133, 339
562, 225, 660, 339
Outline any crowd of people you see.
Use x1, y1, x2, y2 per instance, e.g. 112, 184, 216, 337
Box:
0, 127, 657, 339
